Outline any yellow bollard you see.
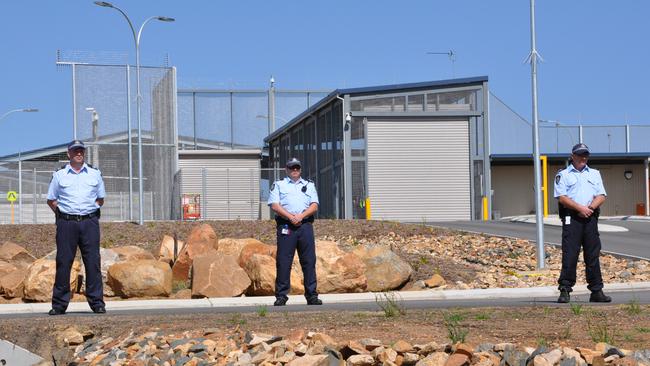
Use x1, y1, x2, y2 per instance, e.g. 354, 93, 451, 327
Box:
365, 197, 371, 220
541, 155, 548, 218
482, 196, 488, 220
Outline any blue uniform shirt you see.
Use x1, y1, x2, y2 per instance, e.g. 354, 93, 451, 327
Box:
47, 163, 106, 215
268, 177, 319, 214
554, 164, 606, 206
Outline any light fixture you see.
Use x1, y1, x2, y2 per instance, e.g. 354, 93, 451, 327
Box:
624, 170, 633, 180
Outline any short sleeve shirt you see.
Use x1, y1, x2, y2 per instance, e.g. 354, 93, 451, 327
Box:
47, 163, 106, 215
267, 177, 319, 214
553, 164, 606, 206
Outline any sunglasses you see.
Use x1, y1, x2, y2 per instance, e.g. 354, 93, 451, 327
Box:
288, 166, 301, 170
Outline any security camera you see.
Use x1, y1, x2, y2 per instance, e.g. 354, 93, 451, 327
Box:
345, 112, 352, 123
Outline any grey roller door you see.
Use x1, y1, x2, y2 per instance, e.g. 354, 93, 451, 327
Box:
179, 154, 260, 220
367, 118, 470, 221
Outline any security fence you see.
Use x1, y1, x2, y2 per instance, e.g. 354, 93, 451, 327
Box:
490, 92, 650, 155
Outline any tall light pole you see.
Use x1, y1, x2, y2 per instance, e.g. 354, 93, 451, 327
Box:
85, 107, 100, 167
1, 108, 38, 225
0, 108, 39, 122
527, 0, 545, 269
94, 1, 174, 224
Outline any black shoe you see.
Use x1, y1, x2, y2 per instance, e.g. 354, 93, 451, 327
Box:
557, 289, 570, 303
92, 306, 106, 314
48, 308, 66, 316
589, 290, 612, 303
307, 297, 323, 305
274, 298, 287, 306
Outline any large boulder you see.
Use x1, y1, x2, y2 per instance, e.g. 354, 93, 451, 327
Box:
0, 260, 17, 278
219, 238, 267, 257
315, 240, 367, 293
172, 224, 219, 282
238, 241, 276, 267
158, 235, 184, 264
352, 244, 412, 291
191, 253, 251, 298
111, 246, 155, 261
0, 241, 36, 267
243, 253, 304, 296
23, 258, 81, 302
108, 260, 172, 298
0, 267, 27, 298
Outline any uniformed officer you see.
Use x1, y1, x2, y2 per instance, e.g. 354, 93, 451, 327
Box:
554, 143, 611, 303
268, 158, 322, 306
46, 140, 106, 315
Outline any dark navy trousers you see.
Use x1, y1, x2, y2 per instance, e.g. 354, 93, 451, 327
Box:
558, 214, 604, 292
275, 223, 318, 300
52, 216, 104, 311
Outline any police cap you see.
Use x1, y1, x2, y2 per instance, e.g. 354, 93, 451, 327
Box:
286, 158, 301, 168
67, 139, 86, 150
571, 143, 590, 156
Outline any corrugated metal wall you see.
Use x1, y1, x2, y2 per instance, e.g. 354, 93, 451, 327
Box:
178, 152, 261, 220
366, 118, 471, 221
492, 162, 647, 217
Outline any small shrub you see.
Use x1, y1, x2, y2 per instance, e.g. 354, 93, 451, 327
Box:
624, 298, 642, 315
570, 302, 584, 315
228, 313, 246, 326
419, 256, 429, 265
375, 292, 406, 318
256, 305, 268, 317
172, 280, 189, 293
635, 326, 650, 333
443, 312, 468, 344
475, 313, 490, 321
586, 312, 615, 344
560, 325, 572, 340
536, 336, 549, 348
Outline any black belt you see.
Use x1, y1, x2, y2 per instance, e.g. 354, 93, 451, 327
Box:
275, 215, 314, 227
58, 209, 100, 221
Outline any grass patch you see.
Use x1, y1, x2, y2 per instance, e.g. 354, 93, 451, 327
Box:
375, 292, 406, 318
443, 311, 468, 344
475, 312, 490, 321
570, 302, 584, 315
586, 311, 615, 344
256, 305, 268, 317
635, 326, 650, 334
172, 280, 189, 293
624, 298, 642, 315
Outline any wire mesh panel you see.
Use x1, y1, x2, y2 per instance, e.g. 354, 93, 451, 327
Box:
71, 64, 177, 222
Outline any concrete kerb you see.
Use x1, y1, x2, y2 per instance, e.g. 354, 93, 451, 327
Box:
505, 215, 629, 232
2, 281, 650, 315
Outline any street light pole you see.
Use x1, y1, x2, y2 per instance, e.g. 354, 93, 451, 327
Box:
94, 1, 174, 225
1, 108, 38, 225
528, 0, 545, 270
0, 108, 39, 122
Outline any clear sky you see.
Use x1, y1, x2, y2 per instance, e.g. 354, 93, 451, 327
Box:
1, 1, 649, 157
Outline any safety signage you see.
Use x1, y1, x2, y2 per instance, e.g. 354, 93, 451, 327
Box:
6, 191, 17, 202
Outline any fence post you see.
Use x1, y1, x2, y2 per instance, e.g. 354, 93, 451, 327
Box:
33, 168, 37, 224
201, 168, 207, 220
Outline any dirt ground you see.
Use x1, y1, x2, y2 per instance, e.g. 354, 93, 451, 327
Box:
1, 220, 649, 358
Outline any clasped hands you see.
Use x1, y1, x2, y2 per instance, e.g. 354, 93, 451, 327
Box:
577, 205, 595, 218
288, 213, 304, 226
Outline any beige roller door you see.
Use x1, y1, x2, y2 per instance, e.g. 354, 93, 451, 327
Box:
367, 119, 470, 221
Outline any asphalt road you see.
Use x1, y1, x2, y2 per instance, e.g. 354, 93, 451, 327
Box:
426, 219, 650, 260
3, 289, 650, 319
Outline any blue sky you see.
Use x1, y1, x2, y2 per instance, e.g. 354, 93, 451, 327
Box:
1, 1, 649, 156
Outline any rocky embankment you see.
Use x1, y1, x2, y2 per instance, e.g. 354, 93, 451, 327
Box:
35, 327, 650, 366
1, 223, 650, 303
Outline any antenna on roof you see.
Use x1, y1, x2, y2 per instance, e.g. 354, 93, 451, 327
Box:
426, 50, 456, 78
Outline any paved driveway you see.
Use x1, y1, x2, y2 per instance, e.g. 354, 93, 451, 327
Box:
426, 219, 650, 260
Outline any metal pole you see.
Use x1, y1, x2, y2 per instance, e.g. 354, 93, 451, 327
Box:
529, 0, 545, 269
136, 31, 144, 225
269, 77, 276, 133
18, 154, 22, 224
625, 124, 630, 153
72, 63, 77, 140
126, 64, 133, 221
33, 168, 37, 224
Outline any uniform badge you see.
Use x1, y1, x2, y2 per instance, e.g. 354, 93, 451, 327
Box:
555, 175, 561, 184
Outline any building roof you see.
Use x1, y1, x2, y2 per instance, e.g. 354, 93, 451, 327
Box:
264, 76, 488, 143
